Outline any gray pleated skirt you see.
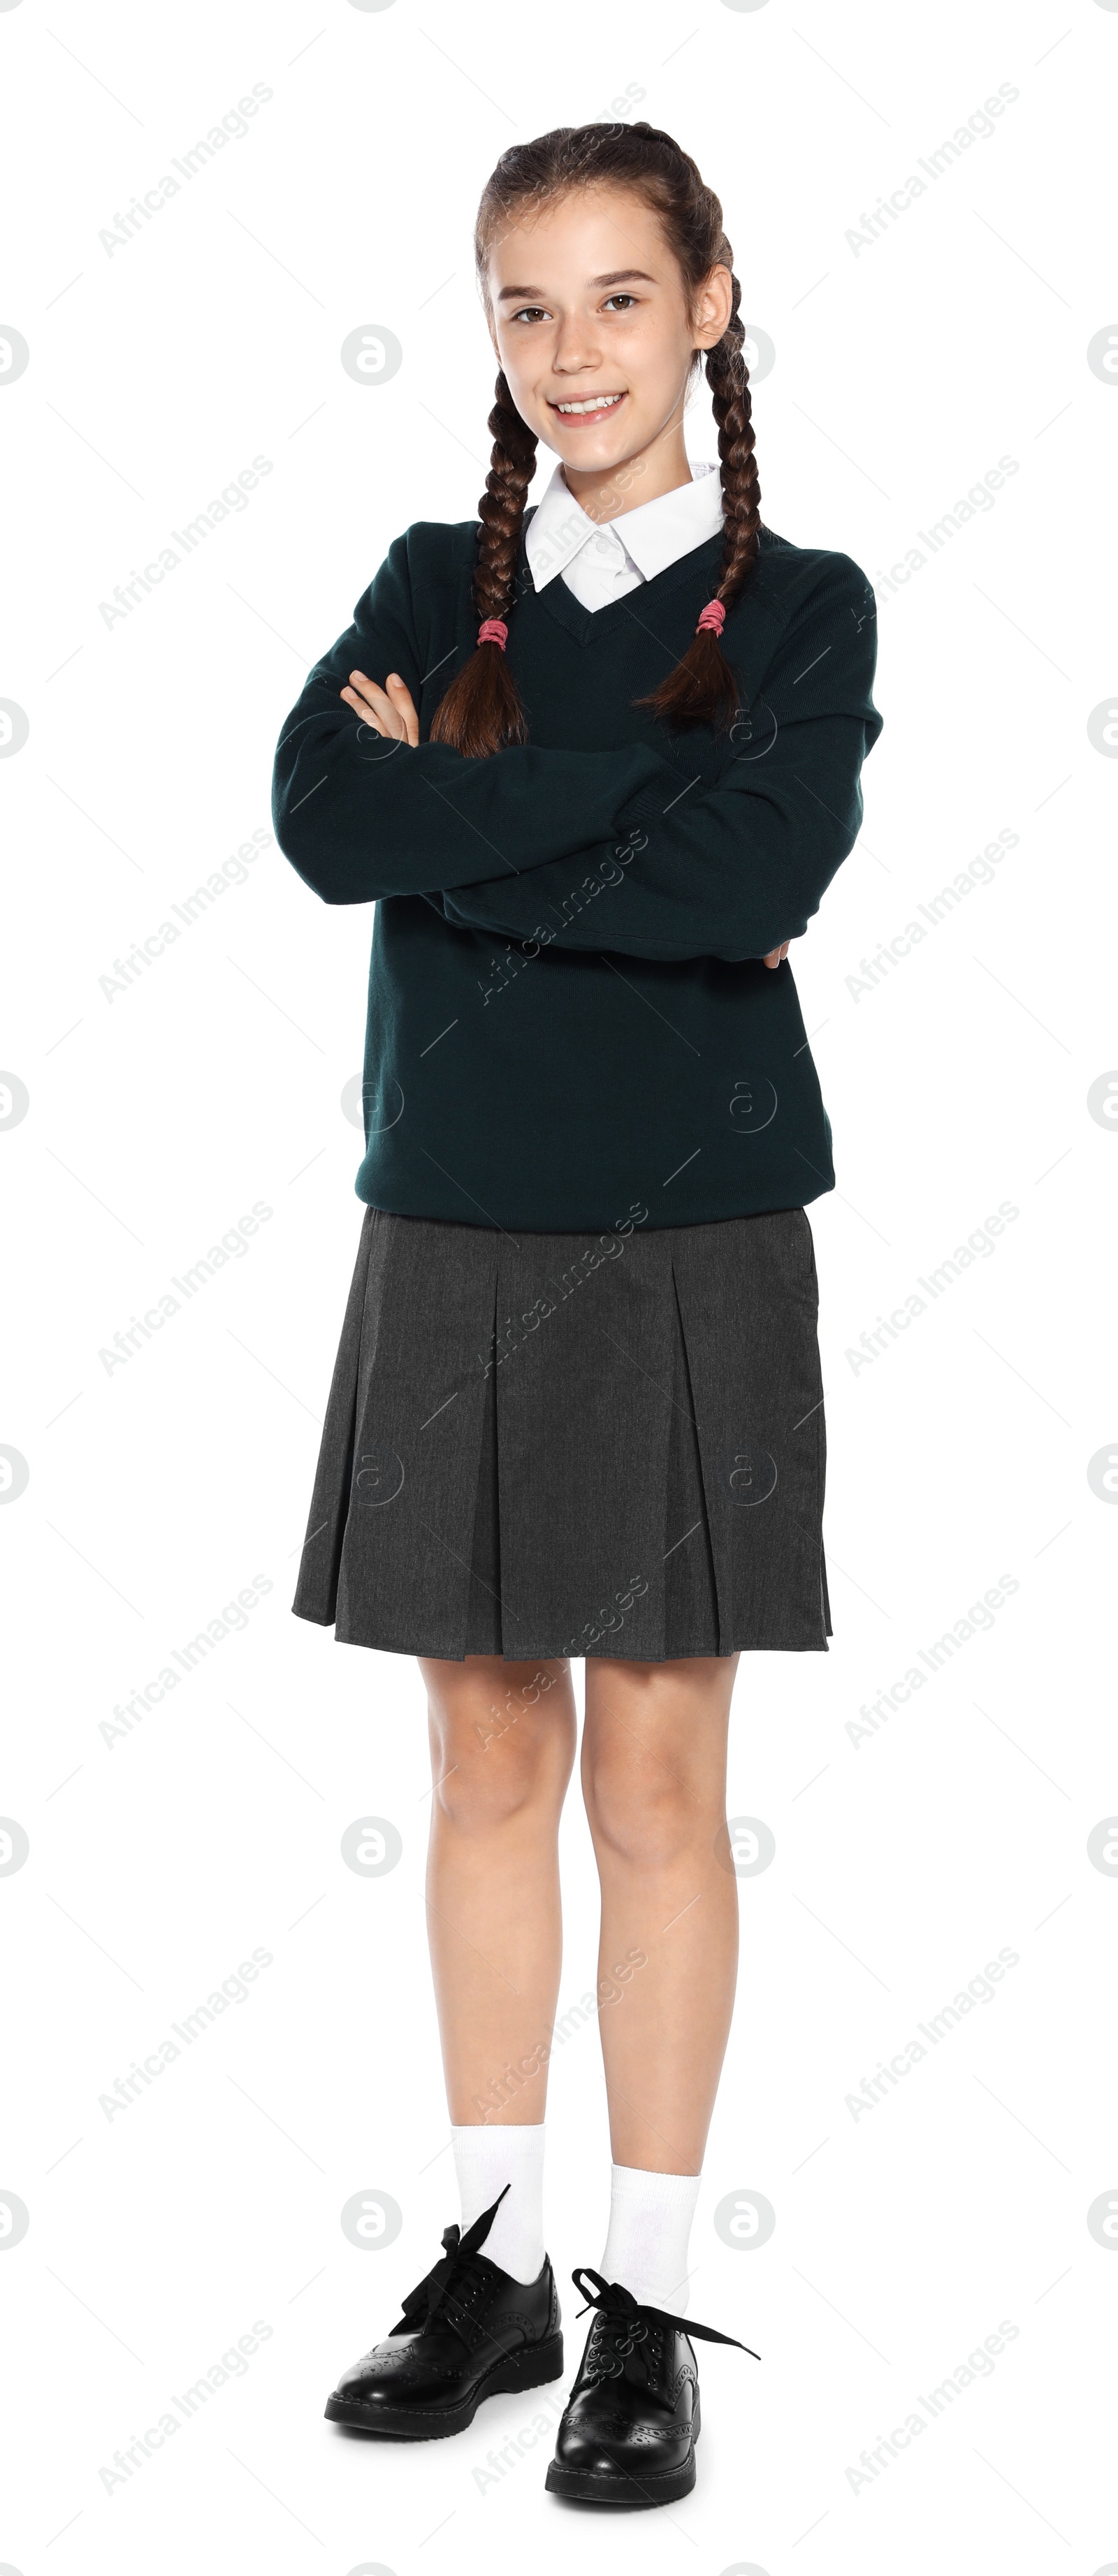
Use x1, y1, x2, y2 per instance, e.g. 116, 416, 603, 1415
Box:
292, 1204, 832, 1662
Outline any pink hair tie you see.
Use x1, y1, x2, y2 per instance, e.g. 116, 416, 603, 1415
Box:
696, 599, 726, 637
477, 617, 508, 650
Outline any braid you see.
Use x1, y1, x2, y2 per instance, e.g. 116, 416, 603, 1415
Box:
706, 286, 757, 602
429, 122, 763, 754
428, 372, 537, 755
635, 280, 760, 732
709, 288, 761, 615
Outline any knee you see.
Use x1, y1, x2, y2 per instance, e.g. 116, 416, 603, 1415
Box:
583, 1736, 714, 1869
428, 1686, 571, 1836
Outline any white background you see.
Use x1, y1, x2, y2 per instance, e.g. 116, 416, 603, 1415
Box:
1, 1, 1115, 2569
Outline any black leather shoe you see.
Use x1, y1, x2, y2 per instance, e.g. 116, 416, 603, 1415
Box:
324, 2185, 562, 2439
544, 2265, 758, 2506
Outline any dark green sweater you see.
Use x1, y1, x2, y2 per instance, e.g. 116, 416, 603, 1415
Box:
272, 513, 882, 1231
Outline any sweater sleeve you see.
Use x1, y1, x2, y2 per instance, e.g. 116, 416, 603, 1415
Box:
433, 556, 883, 962
271, 527, 688, 905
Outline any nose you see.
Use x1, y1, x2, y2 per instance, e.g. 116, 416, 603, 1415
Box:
550, 313, 602, 376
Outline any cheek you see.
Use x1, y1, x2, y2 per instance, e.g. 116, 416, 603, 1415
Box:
498, 339, 549, 413
624, 328, 698, 406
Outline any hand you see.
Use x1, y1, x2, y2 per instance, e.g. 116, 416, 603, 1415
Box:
762, 940, 790, 969
340, 668, 419, 745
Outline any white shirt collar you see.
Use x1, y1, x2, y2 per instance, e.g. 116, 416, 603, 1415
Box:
524, 458, 723, 592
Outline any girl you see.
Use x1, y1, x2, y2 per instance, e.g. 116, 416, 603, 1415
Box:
273, 121, 881, 2508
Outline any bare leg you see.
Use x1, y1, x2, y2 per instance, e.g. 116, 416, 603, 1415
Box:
419, 1655, 577, 2125
581, 1654, 740, 2173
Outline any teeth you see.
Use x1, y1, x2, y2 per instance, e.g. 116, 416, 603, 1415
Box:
555, 393, 624, 414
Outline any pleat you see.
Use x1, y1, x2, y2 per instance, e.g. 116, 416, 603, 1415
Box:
661, 1264, 722, 1655
291, 1206, 375, 1625
333, 1210, 499, 1657
670, 1210, 829, 1652
491, 1227, 675, 1662
463, 1328, 503, 1657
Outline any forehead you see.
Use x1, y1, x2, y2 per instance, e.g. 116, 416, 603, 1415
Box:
485, 186, 674, 295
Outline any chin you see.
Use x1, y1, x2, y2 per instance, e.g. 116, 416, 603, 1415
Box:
550, 423, 645, 466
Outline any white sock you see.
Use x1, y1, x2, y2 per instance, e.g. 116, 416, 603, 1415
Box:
450, 2122, 546, 2284
600, 2164, 702, 2315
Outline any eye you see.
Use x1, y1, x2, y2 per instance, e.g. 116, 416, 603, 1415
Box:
602, 293, 638, 311
509, 305, 551, 325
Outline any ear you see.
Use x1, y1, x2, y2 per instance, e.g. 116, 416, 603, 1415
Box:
693, 262, 734, 352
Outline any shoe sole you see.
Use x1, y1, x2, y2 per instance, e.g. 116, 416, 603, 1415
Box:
324, 2329, 565, 2440
544, 2392, 700, 2507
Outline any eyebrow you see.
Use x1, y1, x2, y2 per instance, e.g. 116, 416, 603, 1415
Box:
496, 270, 658, 302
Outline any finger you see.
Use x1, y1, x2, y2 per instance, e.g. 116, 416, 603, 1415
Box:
340, 685, 388, 736
343, 671, 402, 737
347, 668, 397, 719
386, 674, 419, 749
762, 946, 780, 968
341, 678, 383, 716
362, 679, 407, 742
386, 671, 420, 747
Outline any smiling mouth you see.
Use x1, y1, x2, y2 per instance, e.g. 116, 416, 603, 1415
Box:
549, 391, 627, 418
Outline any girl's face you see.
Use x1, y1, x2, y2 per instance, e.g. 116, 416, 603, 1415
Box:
486, 186, 732, 490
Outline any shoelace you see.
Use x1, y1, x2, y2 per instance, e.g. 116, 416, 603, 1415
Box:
572, 2264, 760, 2380
395, 2185, 511, 2339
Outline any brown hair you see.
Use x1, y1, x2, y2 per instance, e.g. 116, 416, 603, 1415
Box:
428, 122, 761, 757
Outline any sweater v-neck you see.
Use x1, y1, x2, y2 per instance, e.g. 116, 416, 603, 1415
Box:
521, 504, 725, 649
